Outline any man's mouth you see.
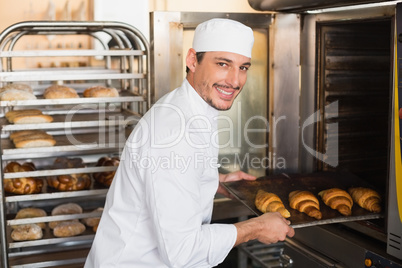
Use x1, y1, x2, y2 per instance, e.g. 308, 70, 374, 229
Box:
216, 87, 234, 96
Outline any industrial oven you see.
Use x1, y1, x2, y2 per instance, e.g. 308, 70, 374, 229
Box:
0, 21, 150, 267
151, 1, 402, 267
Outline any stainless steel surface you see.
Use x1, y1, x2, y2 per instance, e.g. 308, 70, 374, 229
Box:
248, 0, 394, 12
269, 13, 300, 174
0, 21, 151, 267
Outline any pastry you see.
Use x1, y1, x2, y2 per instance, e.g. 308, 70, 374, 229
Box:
318, 188, 353, 216
255, 190, 290, 218
53, 221, 86, 237
14, 207, 47, 229
49, 203, 83, 229
3, 162, 43, 195
10, 130, 56, 148
43, 84, 79, 99
11, 224, 43, 241
83, 86, 119, 97
348, 187, 381, 213
289, 190, 322, 220
46, 157, 91, 191
6, 109, 53, 124
92, 156, 120, 187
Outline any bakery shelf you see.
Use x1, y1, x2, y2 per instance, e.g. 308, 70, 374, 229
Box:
0, 49, 145, 58
8, 234, 95, 249
1, 110, 141, 131
1, 132, 126, 160
0, 90, 145, 107
0, 21, 151, 267
3, 166, 117, 179
0, 71, 144, 83
8, 211, 103, 228
5, 189, 108, 203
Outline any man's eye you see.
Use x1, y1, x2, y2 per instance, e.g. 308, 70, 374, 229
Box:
240, 66, 249, 71
218, 62, 227, 67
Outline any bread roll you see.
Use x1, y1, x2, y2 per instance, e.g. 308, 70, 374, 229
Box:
318, 188, 353, 216
53, 221, 86, 237
83, 86, 119, 97
255, 190, 290, 218
348, 187, 381, 213
44, 85, 79, 99
50, 203, 83, 229
11, 224, 43, 241
82, 207, 103, 227
93, 156, 120, 187
14, 207, 47, 229
3, 162, 43, 195
289, 190, 322, 220
47, 157, 91, 191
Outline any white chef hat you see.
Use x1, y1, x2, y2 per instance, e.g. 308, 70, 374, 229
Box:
192, 18, 254, 58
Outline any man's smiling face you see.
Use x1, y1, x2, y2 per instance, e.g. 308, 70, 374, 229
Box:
187, 50, 251, 111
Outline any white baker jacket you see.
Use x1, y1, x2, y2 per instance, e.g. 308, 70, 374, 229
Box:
85, 79, 237, 267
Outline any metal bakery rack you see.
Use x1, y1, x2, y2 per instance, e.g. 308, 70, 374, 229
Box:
0, 21, 151, 267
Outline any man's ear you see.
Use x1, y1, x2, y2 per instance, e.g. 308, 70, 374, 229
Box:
186, 48, 197, 72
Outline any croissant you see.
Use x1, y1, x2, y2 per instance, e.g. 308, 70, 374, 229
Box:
318, 188, 353, 216
348, 187, 381, 213
289, 190, 322, 220
255, 190, 291, 218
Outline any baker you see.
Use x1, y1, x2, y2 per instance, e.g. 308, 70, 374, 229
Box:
85, 18, 295, 267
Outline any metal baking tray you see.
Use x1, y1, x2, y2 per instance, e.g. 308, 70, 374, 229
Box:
222, 171, 383, 228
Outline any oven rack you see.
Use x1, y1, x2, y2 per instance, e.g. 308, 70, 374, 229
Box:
0, 21, 151, 267
0, 110, 141, 131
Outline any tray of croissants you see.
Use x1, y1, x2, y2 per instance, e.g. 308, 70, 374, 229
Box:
222, 171, 383, 228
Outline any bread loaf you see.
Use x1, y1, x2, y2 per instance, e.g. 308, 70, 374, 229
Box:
289, 190, 322, 220
83, 86, 119, 97
0, 83, 33, 93
47, 157, 91, 191
348, 187, 381, 213
3, 162, 43, 195
50, 203, 83, 229
6, 109, 53, 124
0, 83, 36, 101
255, 190, 290, 218
44, 85, 79, 99
14, 207, 47, 229
10, 130, 56, 148
11, 224, 43, 241
53, 221, 86, 237
318, 188, 353, 216
0, 89, 36, 101
93, 156, 120, 187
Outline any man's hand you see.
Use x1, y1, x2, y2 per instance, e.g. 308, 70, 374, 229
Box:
217, 171, 257, 197
219, 171, 257, 183
234, 212, 295, 246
